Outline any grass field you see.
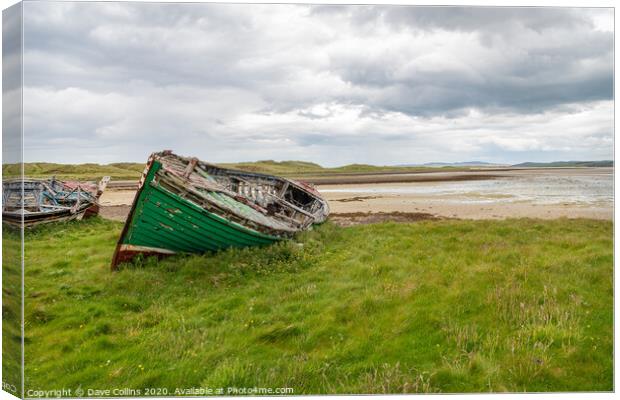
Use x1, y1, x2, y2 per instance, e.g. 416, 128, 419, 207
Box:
15, 217, 612, 394
3, 160, 465, 181
2, 226, 22, 396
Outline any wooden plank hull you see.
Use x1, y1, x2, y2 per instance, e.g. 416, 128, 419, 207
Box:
111, 151, 329, 269
112, 159, 281, 268
2, 177, 107, 228
3, 208, 89, 228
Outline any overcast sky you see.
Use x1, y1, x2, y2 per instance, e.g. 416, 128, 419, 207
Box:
17, 3, 614, 166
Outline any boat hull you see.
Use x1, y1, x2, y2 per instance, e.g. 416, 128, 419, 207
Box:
2, 178, 105, 228
3, 207, 90, 228
111, 160, 281, 269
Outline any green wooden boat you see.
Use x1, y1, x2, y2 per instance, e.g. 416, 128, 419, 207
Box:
111, 151, 330, 269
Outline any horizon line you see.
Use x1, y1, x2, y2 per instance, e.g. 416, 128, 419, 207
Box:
6, 159, 615, 168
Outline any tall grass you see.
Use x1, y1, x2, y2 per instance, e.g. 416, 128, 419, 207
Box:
17, 217, 612, 393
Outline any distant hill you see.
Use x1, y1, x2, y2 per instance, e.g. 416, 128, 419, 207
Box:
399, 161, 508, 167
3, 160, 461, 181
219, 160, 323, 175
3, 162, 145, 180
6, 159, 612, 181
511, 161, 613, 168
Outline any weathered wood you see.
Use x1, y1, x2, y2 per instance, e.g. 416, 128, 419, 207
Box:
112, 151, 331, 268
2, 178, 104, 227
97, 176, 111, 197
183, 157, 199, 178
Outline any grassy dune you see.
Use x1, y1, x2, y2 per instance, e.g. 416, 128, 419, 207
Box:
3, 160, 611, 181
218, 160, 446, 177
3, 161, 460, 181
18, 217, 612, 393
3, 162, 146, 181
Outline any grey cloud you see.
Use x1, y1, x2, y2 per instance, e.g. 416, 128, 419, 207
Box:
311, 6, 600, 34
3, 3, 22, 164
326, 8, 612, 115
14, 2, 614, 165
23, 3, 299, 90
23, 3, 613, 116
379, 7, 596, 33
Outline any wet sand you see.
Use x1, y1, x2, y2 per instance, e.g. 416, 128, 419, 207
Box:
321, 189, 611, 220
319, 168, 612, 221
302, 172, 506, 185
98, 168, 613, 223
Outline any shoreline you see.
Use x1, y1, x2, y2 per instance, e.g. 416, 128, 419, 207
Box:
98, 167, 612, 223
104, 172, 506, 189
105, 166, 612, 187
98, 204, 612, 226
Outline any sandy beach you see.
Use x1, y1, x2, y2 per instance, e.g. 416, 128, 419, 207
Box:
321, 188, 611, 220
99, 167, 613, 223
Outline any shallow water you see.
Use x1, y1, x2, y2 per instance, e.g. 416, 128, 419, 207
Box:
320, 171, 613, 206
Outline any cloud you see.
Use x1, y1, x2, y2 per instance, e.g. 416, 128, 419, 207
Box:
3, 2, 22, 164
17, 3, 614, 165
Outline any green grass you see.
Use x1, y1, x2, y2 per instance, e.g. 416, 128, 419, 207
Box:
17, 217, 612, 393
2, 224, 22, 396
3, 162, 146, 181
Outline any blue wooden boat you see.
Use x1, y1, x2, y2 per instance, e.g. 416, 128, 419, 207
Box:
2, 177, 109, 227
